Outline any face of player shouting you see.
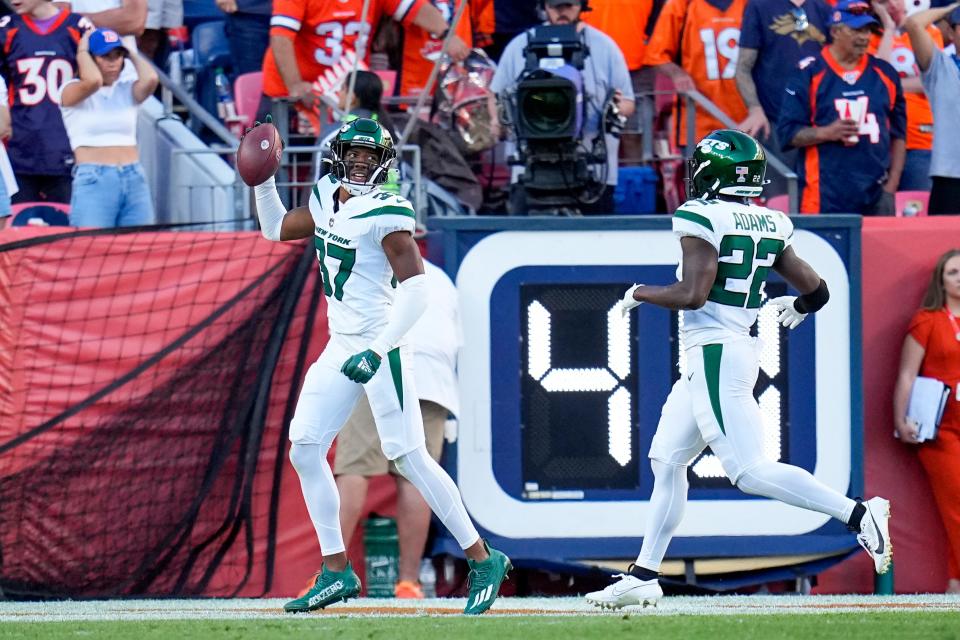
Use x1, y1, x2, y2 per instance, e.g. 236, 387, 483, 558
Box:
343, 147, 380, 185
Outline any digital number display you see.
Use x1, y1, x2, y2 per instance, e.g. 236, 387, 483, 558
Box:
521, 285, 639, 493
519, 282, 790, 497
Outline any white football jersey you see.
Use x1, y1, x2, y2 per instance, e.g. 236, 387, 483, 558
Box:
309, 174, 416, 336
672, 198, 794, 347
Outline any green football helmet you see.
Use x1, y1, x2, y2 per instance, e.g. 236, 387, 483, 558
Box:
686, 129, 767, 200
331, 117, 396, 196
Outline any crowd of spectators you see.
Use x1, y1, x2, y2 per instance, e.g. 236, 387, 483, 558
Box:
0, 0, 958, 226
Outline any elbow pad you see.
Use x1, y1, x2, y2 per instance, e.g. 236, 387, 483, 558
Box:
254, 176, 286, 241
794, 279, 829, 314
369, 273, 428, 357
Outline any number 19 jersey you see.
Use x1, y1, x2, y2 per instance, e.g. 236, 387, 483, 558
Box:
673, 198, 794, 348
309, 175, 417, 336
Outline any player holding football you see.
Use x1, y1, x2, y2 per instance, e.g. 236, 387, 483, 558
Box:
585, 129, 892, 610
249, 117, 511, 615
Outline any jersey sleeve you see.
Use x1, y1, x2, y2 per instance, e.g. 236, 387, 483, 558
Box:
908, 309, 935, 349
365, 195, 417, 244
382, 0, 428, 27
270, 0, 307, 40
672, 200, 718, 249
776, 64, 813, 152
642, 0, 685, 66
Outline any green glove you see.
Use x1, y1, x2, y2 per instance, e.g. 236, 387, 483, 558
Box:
341, 349, 382, 384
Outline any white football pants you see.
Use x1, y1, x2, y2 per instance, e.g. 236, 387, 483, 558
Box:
288, 332, 479, 555
637, 338, 856, 571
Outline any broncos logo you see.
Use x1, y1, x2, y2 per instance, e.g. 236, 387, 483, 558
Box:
770, 14, 826, 46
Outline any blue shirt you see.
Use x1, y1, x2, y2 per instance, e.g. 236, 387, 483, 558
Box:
777, 48, 906, 214
739, 0, 831, 116
0, 12, 84, 177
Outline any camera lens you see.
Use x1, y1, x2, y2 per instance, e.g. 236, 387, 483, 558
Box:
521, 88, 572, 136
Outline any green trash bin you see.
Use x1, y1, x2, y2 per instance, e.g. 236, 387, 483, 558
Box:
364, 516, 399, 597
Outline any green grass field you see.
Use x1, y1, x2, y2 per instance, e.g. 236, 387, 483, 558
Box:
2, 613, 960, 640
2, 596, 959, 640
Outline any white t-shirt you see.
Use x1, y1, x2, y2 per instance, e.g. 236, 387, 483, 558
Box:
408, 260, 461, 417
60, 76, 139, 148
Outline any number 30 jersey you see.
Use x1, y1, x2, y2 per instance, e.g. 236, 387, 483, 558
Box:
308, 175, 417, 336
0, 11, 88, 176
673, 198, 794, 348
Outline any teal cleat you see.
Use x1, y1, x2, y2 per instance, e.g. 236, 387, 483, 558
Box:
463, 542, 512, 615
283, 563, 362, 613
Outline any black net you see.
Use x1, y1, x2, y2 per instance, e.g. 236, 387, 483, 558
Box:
0, 227, 316, 599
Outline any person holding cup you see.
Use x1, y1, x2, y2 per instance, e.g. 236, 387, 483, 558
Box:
777, 0, 906, 214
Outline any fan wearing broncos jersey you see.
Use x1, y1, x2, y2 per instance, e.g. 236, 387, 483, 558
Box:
0, 0, 92, 203
249, 117, 510, 616
585, 129, 892, 611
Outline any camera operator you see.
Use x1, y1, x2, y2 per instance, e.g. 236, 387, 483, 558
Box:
489, 0, 635, 214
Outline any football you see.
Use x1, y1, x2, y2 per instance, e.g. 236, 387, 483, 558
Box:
237, 122, 282, 186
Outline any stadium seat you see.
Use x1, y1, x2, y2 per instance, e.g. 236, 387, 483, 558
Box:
10, 202, 71, 227
895, 190, 930, 217
191, 20, 230, 70
234, 71, 263, 129
765, 194, 789, 212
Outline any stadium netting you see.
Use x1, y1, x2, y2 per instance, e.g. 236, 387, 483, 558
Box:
0, 226, 323, 599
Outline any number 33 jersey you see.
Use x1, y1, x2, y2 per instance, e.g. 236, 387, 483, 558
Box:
673, 198, 794, 348
309, 175, 417, 336
262, 0, 426, 98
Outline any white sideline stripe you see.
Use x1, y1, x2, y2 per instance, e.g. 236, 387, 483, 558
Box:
2, 596, 960, 621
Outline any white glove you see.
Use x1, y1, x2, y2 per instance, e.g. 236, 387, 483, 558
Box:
619, 284, 644, 317
767, 295, 807, 329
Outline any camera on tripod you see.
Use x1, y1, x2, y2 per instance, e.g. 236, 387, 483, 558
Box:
505, 24, 610, 215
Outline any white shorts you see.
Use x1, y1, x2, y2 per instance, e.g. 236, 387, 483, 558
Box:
288, 332, 425, 460
648, 338, 767, 483
146, 0, 183, 29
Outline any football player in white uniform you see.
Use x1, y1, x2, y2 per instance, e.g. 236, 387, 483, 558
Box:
585, 130, 892, 610
250, 118, 510, 615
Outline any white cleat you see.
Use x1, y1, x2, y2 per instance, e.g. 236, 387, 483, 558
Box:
857, 497, 892, 575
585, 574, 663, 610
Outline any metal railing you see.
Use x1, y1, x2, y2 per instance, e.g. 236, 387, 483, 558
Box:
635, 88, 799, 213
152, 70, 425, 225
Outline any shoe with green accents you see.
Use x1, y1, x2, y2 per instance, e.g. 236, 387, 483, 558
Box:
463, 542, 512, 615
283, 563, 361, 613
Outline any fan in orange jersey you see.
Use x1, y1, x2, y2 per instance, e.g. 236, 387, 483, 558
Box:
644, 0, 749, 146
262, 0, 469, 112
398, 0, 473, 100
870, 0, 943, 191
582, 0, 655, 71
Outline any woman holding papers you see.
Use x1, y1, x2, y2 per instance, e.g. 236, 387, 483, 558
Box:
894, 248, 960, 594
